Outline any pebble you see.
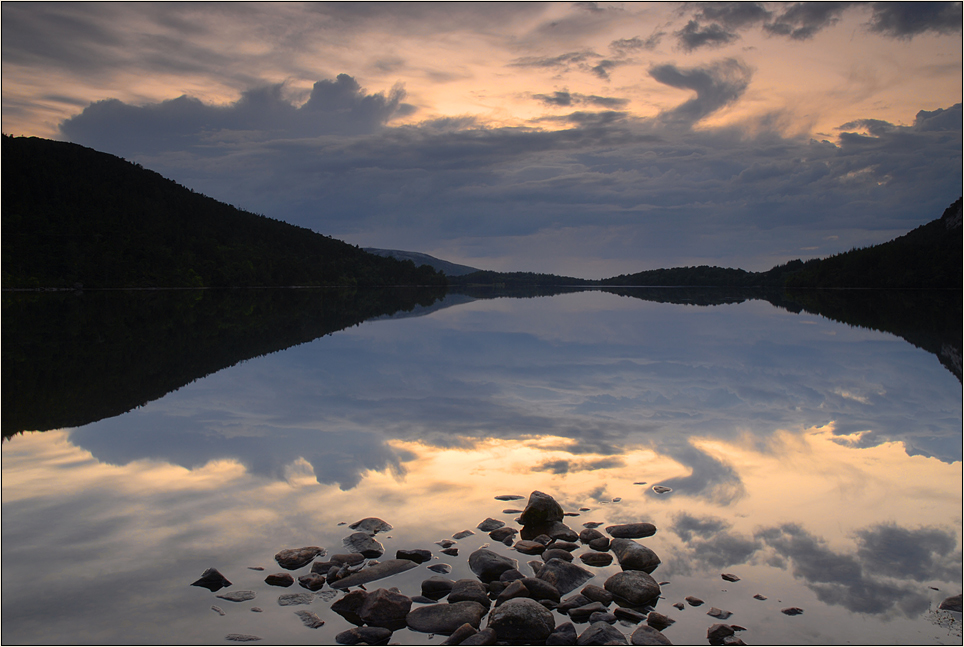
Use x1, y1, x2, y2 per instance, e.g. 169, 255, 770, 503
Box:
753, 594, 767, 600
781, 607, 804, 616
685, 596, 704, 606
708, 607, 733, 619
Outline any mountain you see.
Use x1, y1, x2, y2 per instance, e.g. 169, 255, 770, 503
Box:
2, 135, 446, 289
364, 248, 481, 276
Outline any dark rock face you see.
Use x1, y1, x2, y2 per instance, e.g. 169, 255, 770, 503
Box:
486, 597, 556, 644
606, 523, 657, 539
332, 590, 369, 625
558, 593, 593, 615
538, 558, 595, 595
588, 537, 610, 552
551, 541, 580, 552
358, 588, 412, 630
939, 594, 963, 612
495, 495, 525, 501
421, 576, 456, 600
604, 571, 661, 608
579, 552, 613, 567
265, 572, 294, 587
610, 539, 660, 574
329, 559, 417, 589
225, 634, 262, 642
707, 607, 732, 619
478, 518, 506, 532
588, 611, 616, 625
500, 569, 525, 583
274, 547, 325, 570
522, 522, 579, 543
630, 624, 672, 645
469, 548, 518, 583
429, 563, 453, 574
520, 491, 565, 526
334, 626, 393, 645
495, 580, 531, 607
342, 533, 384, 558
191, 567, 232, 592
396, 549, 432, 564
349, 518, 392, 534
453, 530, 476, 540
546, 621, 578, 645
298, 573, 325, 591
449, 579, 492, 608
442, 547, 460, 556
406, 600, 487, 635
576, 620, 627, 645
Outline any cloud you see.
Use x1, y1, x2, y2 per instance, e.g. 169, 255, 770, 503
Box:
532, 457, 626, 474
532, 90, 629, 109
763, 2, 850, 40
60, 74, 411, 155
649, 58, 753, 126
866, 2, 963, 39
609, 33, 664, 53
675, 19, 740, 51
854, 523, 962, 582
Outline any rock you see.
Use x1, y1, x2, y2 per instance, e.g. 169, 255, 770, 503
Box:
646, 611, 675, 630
330, 559, 417, 589
652, 486, 672, 494
247, 566, 264, 571
406, 600, 488, 634
781, 607, 804, 616
582, 522, 604, 529
225, 634, 261, 642
528, 560, 544, 578
576, 621, 627, 645
349, 518, 392, 534
449, 579, 492, 608
265, 572, 294, 587
294, 610, 325, 628
588, 537, 611, 552
453, 530, 476, 540
521, 577, 561, 602
707, 624, 735, 645
359, 587, 413, 630
707, 607, 732, 619
752, 594, 766, 600
478, 518, 506, 532
332, 590, 369, 625
486, 597, 556, 644
217, 590, 256, 602
532, 534, 553, 545
672, 603, 684, 610
520, 491, 566, 526
442, 547, 460, 556
604, 571, 661, 608
503, 508, 524, 514
588, 611, 617, 625
580, 528, 605, 544
429, 563, 453, 574
580, 552, 613, 567
523, 522, 580, 543
538, 558, 595, 595
569, 601, 608, 623
496, 580, 531, 606
552, 540, 581, 552
543, 548, 575, 562
581, 585, 613, 606
721, 573, 740, 582
500, 569, 525, 583
514, 540, 547, 555
461, 627, 498, 645
614, 607, 647, 624
335, 626, 393, 645
684, 596, 704, 606
437, 539, 457, 548
277, 592, 314, 606
298, 573, 326, 591
469, 548, 518, 583
559, 593, 593, 615
422, 576, 456, 599
441, 623, 479, 645
630, 624, 672, 645
610, 539, 660, 573
342, 533, 384, 558
250, 607, 262, 613
547, 621, 578, 645
396, 549, 432, 564
274, 547, 325, 570
606, 523, 657, 539
495, 495, 526, 501
211, 605, 225, 616
191, 567, 232, 592
490, 527, 518, 542
939, 594, 963, 612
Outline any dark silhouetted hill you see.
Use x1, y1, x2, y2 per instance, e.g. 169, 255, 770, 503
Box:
2, 135, 446, 289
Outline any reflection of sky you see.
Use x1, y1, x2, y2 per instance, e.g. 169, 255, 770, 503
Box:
69, 291, 962, 494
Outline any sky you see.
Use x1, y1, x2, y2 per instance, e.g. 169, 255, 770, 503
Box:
2, 2, 962, 277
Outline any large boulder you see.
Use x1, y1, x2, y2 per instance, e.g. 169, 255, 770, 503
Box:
520, 491, 565, 526
406, 601, 487, 635
609, 539, 660, 573
486, 597, 556, 644
538, 558, 595, 594
604, 571, 661, 608
469, 548, 518, 583
358, 588, 412, 630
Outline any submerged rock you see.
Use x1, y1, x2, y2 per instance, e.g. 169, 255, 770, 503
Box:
652, 486, 672, 494
606, 523, 657, 539
707, 607, 732, 620
349, 518, 393, 534
294, 610, 325, 628
453, 530, 476, 540
428, 563, 453, 574
406, 600, 488, 634
342, 533, 384, 558
211, 605, 225, 616
277, 592, 314, 606
217, 590, 256, 602
191, 567, 232, 592
495, 495, 526, 501
274, 546, 325, 570
752, 594, 767, 601
579, 552, 613, 567
225, 634, 262, 642
486, 597, 556, 644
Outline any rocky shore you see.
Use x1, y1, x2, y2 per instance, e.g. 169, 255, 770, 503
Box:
190, 490, 961, 645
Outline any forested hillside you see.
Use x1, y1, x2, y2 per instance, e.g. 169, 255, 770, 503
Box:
2, 135, 445, 289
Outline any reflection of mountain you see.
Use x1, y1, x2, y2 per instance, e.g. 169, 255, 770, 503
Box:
2, 287, 445, 437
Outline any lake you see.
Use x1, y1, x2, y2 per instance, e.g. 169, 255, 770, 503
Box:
2, 287, 961, 645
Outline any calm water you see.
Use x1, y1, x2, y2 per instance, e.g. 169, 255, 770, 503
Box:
2, 289, 962, 645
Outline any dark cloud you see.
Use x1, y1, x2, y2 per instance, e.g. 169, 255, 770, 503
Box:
675, 19, 740, 51
60, 74, 411, 155
649, 58, 753, 127
591, 59, 619, 80
696, 2, 772, 29
533, 90, 629, 109
866, 2, 963, 38
764, 2, 850, 40
667, 513, 762, 574
648, 440, 746, 504
532, 457, 626, 474
854, 523, 962, 582
609, 33, 664, 53
508, 50, 599, 70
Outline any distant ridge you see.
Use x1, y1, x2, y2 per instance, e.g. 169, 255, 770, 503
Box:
364, 248, 481, 276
